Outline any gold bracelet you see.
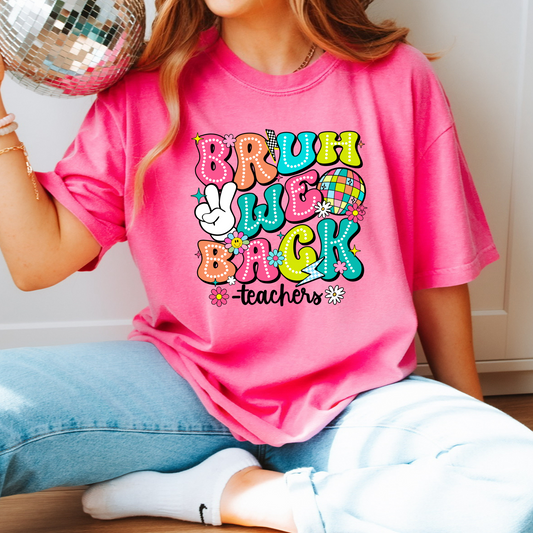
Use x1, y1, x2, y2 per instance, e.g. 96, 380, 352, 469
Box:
0, 143, 40, 200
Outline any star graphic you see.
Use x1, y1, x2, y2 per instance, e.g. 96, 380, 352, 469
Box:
213, 279, 218, 286
193, 133, 203, 143
195, 251, 201, 258
359, 141, 365, 148
350, 246, 360, 256
277, 232, 284, 239
191, 188, 205, 203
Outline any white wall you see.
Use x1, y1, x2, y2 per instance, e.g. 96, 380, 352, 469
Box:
507, 2, 533, 361
1, 1, 532, 396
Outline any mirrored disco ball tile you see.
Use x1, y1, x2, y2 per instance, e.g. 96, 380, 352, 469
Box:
0, 0, 145, 97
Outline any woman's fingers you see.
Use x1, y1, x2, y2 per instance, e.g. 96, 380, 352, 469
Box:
0, 55, 5, 85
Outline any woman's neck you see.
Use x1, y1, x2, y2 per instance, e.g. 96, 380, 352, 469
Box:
220, 7, 322, 75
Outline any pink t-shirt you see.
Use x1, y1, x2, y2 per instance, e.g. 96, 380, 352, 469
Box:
37, 33, 499, 446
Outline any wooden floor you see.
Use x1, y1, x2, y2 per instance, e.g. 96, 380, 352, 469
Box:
1, 394, 532, 533
0, 487, 272, 533
486, 394, 533, 430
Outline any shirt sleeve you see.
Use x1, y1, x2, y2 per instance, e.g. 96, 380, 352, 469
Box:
36, 91, 127, 271
412, 123, 499, 290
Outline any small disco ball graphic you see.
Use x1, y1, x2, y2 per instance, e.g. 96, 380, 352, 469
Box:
0, 0, 146, 97
318, 168, 366, 215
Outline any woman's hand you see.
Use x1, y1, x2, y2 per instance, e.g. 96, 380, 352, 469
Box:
0, 55, 5, 87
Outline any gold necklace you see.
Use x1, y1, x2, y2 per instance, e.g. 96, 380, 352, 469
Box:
293, 43, 317, 72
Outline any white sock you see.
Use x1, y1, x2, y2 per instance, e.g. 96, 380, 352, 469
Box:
82, 448, 261, 526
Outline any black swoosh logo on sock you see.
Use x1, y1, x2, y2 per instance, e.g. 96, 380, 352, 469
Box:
199, 503, 208, 525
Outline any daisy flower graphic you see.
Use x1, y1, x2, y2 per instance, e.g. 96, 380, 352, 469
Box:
315, 200, 333, 218
325, 285, 345, 305
267, 250, 285, 267
225, 231, 250, 255
209, 287, 229, 307
347, 203, 366, 222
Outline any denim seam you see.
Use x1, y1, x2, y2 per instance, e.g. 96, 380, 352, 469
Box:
256, 444, 267, 464
285, 468, 326, 533
0, 427, 233, 456
308, 475, 327, 533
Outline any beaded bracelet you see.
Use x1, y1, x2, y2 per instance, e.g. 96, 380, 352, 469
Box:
0, 112, 17, 136
0, 113, 15, 128
0, 143, 40, 200
0, 122, 18, 136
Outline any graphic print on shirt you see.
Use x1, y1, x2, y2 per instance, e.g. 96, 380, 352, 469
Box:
192, 130, 366, 307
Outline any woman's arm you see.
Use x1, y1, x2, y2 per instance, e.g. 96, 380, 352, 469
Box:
0, 60, 101, 291
413, 283, 484, 401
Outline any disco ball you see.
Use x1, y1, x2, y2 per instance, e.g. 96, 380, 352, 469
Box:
0, 0, 146, 97
318, 168, 366, 215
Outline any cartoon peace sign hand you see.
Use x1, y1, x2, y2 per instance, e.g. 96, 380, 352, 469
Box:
194, 182, 237, 241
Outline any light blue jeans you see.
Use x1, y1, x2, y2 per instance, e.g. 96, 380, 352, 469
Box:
2, 340, 533, 533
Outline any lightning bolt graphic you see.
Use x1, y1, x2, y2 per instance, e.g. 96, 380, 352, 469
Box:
265, 129, 279, 162
297, 257, 325, 287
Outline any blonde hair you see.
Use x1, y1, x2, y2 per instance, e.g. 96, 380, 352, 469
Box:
133, 0, 410, 212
